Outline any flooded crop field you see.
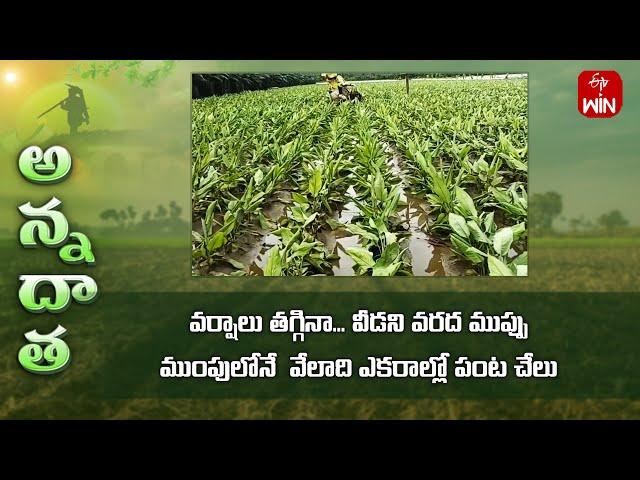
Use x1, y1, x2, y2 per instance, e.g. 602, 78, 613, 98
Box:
191, 79, 528, 276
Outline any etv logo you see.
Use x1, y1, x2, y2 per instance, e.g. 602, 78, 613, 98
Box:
578, 70, 623, 118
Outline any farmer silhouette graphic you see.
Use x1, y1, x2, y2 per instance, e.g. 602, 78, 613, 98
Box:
38, 84, 90, 135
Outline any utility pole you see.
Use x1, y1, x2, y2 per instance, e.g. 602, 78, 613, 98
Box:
405, 74, 409, 95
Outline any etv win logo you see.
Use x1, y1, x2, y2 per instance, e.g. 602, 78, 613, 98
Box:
578, 71, 623, 118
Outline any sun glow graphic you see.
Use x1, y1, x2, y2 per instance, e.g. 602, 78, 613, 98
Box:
5, 71, 17, 84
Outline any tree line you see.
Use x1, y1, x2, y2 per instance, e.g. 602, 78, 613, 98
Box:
97, 201, 186, 236
531, 192, 630, 235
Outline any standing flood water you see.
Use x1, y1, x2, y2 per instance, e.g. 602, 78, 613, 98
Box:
384, 143, 468, 277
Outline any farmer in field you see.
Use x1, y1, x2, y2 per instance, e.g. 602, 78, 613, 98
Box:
322, 73, 348, 103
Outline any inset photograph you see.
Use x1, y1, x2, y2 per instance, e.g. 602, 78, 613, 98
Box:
191, 72, 528, 276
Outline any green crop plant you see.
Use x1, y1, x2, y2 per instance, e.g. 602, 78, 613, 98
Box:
262, 194, 336, 276
461, 154, 506, 191
262, 229, 333, 276
345, 242, 409, 276
489, 183, 528, 223
294, 146, 351, 220
447, 186, 527, 276
342, 134, 409, 274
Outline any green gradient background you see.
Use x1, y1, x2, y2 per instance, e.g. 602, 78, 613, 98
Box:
0, 61, 639, 419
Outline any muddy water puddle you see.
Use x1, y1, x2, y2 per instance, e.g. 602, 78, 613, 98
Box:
317, 227, 360, 276
395, 193, 467, 276
236, 191, 291, 273
402, 193, 432, 275
383, 143, 467, 276
320, 185, 362, 275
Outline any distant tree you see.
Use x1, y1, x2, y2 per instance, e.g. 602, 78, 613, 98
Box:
597, 210, 629, 232
169, 201, 182, 219
569, 216, 584, 233
99, 208, 119, 224
155, 204, 168, 219
569, 215, 597, 234
142, 210, 152, 222
530, 192, 563, 232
